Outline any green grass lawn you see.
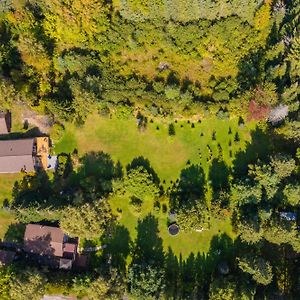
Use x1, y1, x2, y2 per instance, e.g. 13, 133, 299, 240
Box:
54, 113, 256, 257
0, 174, 23, 206
110, 194, 234, 258
55, 114, 256, 183
0, 210, 17, 240
0, 174, 23, 240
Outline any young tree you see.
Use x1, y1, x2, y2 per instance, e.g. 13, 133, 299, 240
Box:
60, 200, 114, 240
128, 264, 165, 299
237, 256, 273, 286
168, 123, 176, 136
113, 166, 159, 201
9, 269, 47, 300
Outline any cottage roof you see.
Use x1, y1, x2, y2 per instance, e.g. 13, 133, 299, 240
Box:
0, 139, 35, 173
0, 155, 35, 173
0, 139, 34, 157
24, 224, 65, 257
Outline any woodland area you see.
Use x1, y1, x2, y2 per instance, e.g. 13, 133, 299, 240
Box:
0, 0, 299, 299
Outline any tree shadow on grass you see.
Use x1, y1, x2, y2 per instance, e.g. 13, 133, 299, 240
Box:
128, 214, 165, 298
0, 127, 47, 141
11, 151, 120, 210
171, 164, 206, 208
103, 225, 132, 274
75, 151, 119, 200
164, 233, 237, 299
12, 169, 54, 208
205, 233, 236, 273
3, 223, 25, 243
232, 127, 274, 179
208, 159, 230, 200
132, 214, 164, 266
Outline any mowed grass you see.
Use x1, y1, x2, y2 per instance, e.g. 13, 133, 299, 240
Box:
0, 174, 23, 239
110, 194, 235, 258
54, 113, 256, 257
0, 174, 23, 205
55, 114, 256, 182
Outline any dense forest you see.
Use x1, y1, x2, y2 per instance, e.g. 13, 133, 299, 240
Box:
0, 0, 299, 299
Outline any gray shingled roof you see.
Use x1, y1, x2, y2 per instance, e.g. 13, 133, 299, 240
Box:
0, 139, 35, 173
0, 155, 34, 173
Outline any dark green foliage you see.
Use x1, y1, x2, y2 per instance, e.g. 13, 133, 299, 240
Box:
209, 159, 230, 195
234, 132, 240, 142
173, 164, 206, 206
128, 215, 165, 298
168, 123, 175, 136
1, 0, 300, 298
212, 130, 216, 140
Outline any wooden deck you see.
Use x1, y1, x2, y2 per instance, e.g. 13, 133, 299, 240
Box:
36, 137, 49, 170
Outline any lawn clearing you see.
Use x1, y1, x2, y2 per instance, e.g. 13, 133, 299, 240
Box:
0, 174, 23, 206
110, 194, 235, 258
54, 113, 256, 257
55, 113, 256, 183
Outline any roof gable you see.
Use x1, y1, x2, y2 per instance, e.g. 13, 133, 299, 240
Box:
0, 139, 34, 157
24, 224, 65, 257
0, 155, 35, 173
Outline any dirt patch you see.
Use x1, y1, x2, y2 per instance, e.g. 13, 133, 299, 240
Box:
22, 109, 53, 134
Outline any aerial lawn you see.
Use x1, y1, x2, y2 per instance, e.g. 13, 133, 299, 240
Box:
54, 113, 256, 257
0, 174, 23, 206
55, 113, 256, 182
109, 194, 235, 258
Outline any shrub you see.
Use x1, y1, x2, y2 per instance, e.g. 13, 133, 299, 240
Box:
212, 130, 216, 140
168, 123, 175, 136
234, 132, 240, 142
162, 204, 167, 213
153, 200, 161, 212
50, 123, 65, 142
238, 116, 245, 127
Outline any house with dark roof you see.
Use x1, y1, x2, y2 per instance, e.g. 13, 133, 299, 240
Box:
0, 111, 11, 134
23, 224, 78, 270
0, 138, 36, 173
0, 137, 53, 173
